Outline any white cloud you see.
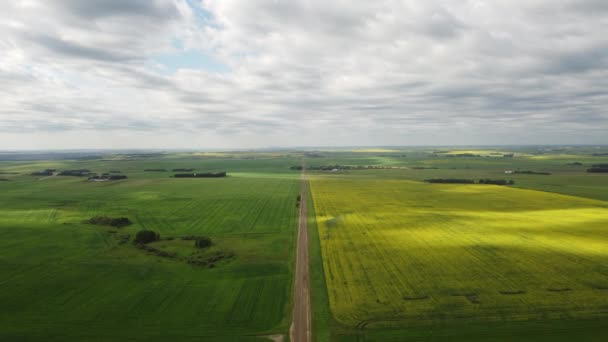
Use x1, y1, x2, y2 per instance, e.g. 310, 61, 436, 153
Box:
0, 0, 606, 149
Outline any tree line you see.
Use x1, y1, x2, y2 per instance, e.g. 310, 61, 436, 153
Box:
174, 172, 227, 178
514, 170, 551, 175
587, 167, 608, 173
425, 178, 515, 185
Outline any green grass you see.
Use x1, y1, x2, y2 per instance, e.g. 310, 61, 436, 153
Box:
308, 181, 332, 342
0, 155, 301, 341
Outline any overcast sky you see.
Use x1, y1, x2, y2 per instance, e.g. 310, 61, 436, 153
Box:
1, 0, 607, 149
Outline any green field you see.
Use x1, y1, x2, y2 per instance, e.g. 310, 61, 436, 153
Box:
0, 153, 301, 341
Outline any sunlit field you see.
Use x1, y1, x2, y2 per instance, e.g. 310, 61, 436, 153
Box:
0, 154, 301, 341
311, 177, 608, 329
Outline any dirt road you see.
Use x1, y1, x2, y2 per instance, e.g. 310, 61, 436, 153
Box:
290, 165, 311, 342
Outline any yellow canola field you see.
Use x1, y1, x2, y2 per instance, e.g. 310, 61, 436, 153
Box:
310, 177, 608, 327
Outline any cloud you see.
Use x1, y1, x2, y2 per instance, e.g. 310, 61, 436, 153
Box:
0, 0, 606, 149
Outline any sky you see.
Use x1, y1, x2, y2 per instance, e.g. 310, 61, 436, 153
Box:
0, 0, 607, 150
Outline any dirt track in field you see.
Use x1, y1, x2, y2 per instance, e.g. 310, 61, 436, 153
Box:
290, 165, 311, 342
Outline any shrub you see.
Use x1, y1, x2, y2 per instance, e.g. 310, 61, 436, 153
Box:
587, 167, 608, 173
425, 179, 475, 184
513, 170, 551, 175
174, 172, 227, 178
88, 216, 132, 227
478, 179, 514, 185
134, 230, 160, 244
195, 236, 213, 248
31, 170, 53, 176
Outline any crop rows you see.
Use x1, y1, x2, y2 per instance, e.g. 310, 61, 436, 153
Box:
311, 177, 608, 327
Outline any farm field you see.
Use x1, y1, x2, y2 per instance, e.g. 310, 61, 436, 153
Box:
309, 165, 608, 340
1, 147, 608, 341
0, 153, 302, 341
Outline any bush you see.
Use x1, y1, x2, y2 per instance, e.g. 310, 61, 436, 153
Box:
134, 230, 160, 244
513, 170, 551, 175
31, 170, 53, 176
587, 167, 608, 173
479, 179, 514, 185
144, 168, 167, 172
195, 236, 213, 248
425, 179, 475, 184
88, 216, 132, 227
174, 172, 227, 178
58, 169, 91, 176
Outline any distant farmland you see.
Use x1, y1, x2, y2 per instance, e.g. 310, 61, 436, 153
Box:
311, 177, 608, 329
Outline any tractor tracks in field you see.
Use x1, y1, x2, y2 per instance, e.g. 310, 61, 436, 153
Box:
290, 164, 312, 342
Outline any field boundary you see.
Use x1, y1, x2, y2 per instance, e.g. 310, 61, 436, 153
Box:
290, 164, 312, 342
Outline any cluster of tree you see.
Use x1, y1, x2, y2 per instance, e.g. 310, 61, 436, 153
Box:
592, 164, 608, 167
172, 168, 195, 172
296, 194, 302, 208
567, 162, 583, 166
174, 172, 227, 178
592, 153, 608, 156
31, 169, 54, 176
87, 216, 132, 228
180, 235, 213, 248
411, 166, 438, 170
292, 165, 397, 171
514, 170, 552, 175
425, 178, 514, 185
109, 170, 121, 173
304, 153, 323, 158
134, 230, 160, 244
136, 243, 175, 258
144, 168, 167, 172
194, 236, 213, 249
0, 178, 9, 181
587, 167, 608, 173
88, 174, 128, 180
186, 250, 234, 268
503, 153, 514, 158
425, 179, 475, 184
445, 153, 480, 157
479, 179, 515, 185
58, 169, 91, 176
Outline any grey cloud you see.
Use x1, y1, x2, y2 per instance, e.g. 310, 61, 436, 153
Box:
24, 33, 140, 62
55, 0, 180, 20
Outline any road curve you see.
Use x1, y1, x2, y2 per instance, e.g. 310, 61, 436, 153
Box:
290, 164, 311, 342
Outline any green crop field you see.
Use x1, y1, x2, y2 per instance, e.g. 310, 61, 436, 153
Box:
0, 153, 302, 341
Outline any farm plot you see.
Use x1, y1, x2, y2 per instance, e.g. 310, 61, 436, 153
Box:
310, 177, 608, 328
0, 167, 300, 341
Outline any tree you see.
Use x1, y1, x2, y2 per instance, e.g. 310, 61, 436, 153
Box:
195, 236, 212, 248
134, 230, 160, 244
